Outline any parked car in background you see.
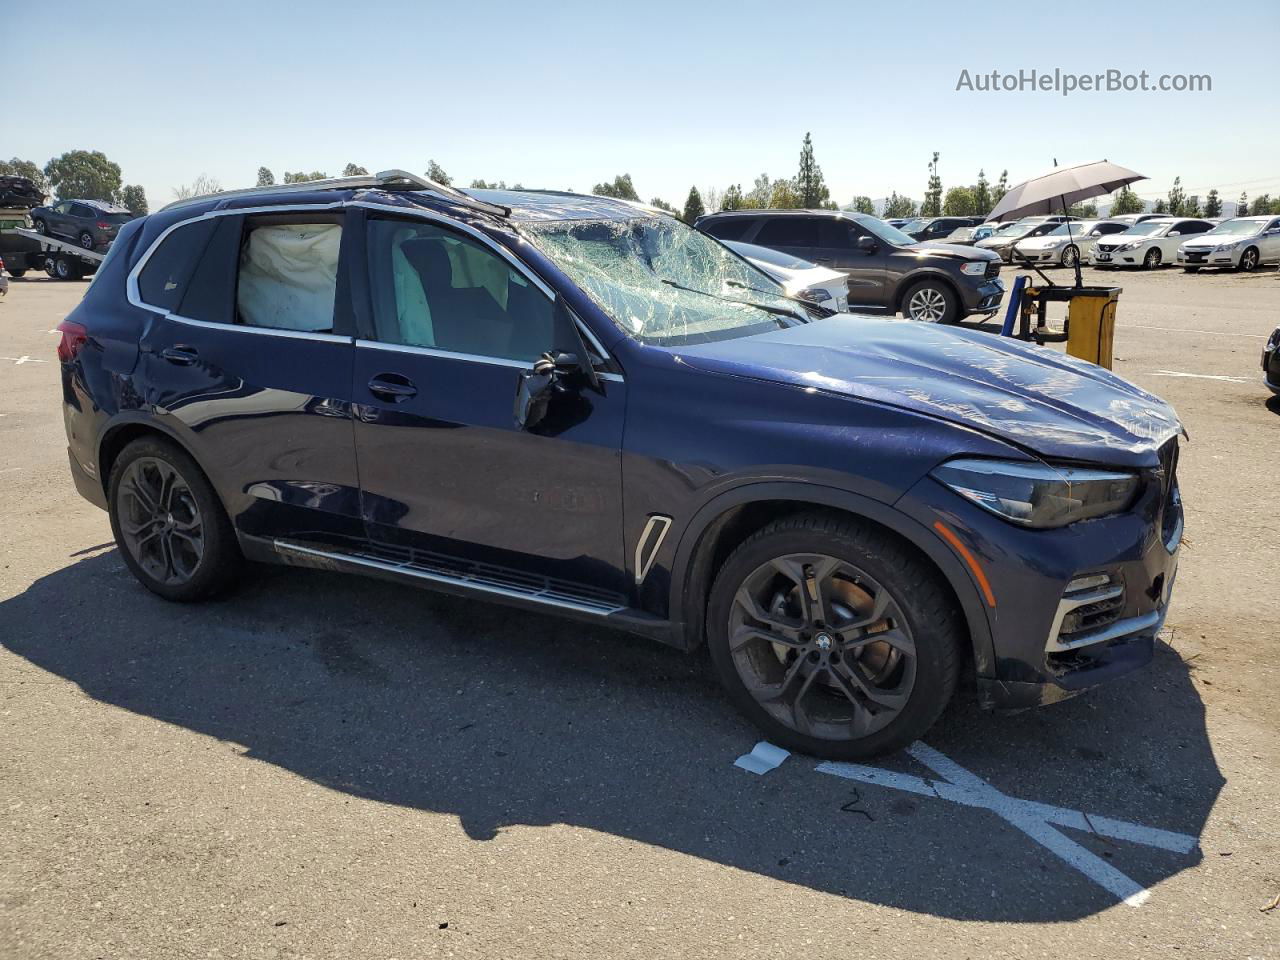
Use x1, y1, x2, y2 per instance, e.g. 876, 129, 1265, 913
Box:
55, 172, 1185, 759
974, 217, 1073, 262
1264, 327, 1280, 394
943, 222, 1013, 245
722, 240, 849, 311
0, 175, 45, 208
898, 216, 984, 242
1091, 217, 1214, 269
1176, 215, 1280, 272
1012, 219, 1132, 268
698, 209, 1003, 324
29, 199, 133, 250
885, 218, 910, 228
1107, 213, 1167, 227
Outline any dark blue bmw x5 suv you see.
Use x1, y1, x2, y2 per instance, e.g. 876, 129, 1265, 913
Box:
56, 170, 1184, 758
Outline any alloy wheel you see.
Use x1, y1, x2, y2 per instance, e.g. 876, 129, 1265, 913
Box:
117, 457, 205, 586
907, 287, 947, 322
1144, 248, 1161, 269
1063, 246, 1078, 267
727, 554, 917, 741
79, 231, 94, 250
1241, 248, 1258, 271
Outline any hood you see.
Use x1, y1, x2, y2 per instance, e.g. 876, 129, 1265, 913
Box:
1182, 234, 1249, 247
975, 235, 1020, 249
913, 241, 1000, 261
674, 315, 1180, 467
1015, 235, 1068, 250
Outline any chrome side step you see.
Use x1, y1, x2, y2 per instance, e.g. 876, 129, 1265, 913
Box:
273, 539, 626, 617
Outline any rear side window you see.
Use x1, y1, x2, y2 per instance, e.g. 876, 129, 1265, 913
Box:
136, 218, 218, 312
702, 218, 755, 241
755, 217, 820, 248
236, 219, 342, 331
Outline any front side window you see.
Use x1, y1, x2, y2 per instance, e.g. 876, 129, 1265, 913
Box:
366, 219, 557, 362
523, 215, 808, 347
236, 220, 342, 332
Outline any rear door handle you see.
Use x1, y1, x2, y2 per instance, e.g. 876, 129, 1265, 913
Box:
160, 346, 199, 366
367, 373, 418, 402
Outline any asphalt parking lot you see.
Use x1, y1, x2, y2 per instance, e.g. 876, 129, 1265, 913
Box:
2, 265, 1278, 959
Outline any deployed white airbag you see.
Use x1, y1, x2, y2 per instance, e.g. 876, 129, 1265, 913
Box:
237, 223, 341, 331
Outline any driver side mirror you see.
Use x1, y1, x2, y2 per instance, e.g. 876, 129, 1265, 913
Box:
1168, 231, 1181, 237
514, 351, 584, 430
856, 235, 878, 255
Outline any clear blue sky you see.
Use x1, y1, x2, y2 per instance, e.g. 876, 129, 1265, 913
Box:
10, 0, 1279, 209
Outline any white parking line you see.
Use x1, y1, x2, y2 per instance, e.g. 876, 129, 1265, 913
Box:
0, 356, 48, 365
1148, 369, 1247, 383
816, 741, 1198, 908
1124, 323, 1268, 339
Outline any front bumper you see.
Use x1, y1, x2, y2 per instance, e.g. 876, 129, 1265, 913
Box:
1177, 248, 1237, 267
1091, 247, 1141, 265
900, 442, 1183, 711
959, 276, 1005, 314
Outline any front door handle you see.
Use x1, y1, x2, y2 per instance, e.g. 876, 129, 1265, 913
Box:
368, 373, 418, 402
160, 346, 199, 365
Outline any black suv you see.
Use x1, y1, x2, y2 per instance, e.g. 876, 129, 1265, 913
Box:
30, 199, 133, 250
698, 209, 1003, 324
899, 216, 985, 242
0, 175, 45, 209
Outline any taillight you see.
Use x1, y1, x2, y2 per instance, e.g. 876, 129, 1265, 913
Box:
96, 221, 109, 230
56, 321, 88, 362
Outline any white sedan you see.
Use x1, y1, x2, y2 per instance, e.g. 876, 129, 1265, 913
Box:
1176, 215, 1280, 272
723, 240, 850, 311
1089, 217, 1214, 269
1011, 219, 1131, 268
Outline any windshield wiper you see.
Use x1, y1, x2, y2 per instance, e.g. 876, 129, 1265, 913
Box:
660, 278, 817, 325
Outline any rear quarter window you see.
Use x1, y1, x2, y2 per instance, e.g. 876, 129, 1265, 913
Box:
702, 218, 755, 241
135, 218, 219, 312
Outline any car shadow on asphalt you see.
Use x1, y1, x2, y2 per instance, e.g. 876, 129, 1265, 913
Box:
2, 550, 1224, 922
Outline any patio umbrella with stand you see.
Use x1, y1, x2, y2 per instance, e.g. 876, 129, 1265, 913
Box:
986, 160, 1148, 288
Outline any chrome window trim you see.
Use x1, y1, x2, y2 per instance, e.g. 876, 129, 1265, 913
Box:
169, 314, 352, 343
354, 338, 623, 381
633, 514, 673, 585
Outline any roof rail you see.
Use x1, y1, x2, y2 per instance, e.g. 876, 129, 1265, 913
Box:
159, 168, 509, 217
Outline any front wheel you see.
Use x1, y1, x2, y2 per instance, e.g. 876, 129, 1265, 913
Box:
1143, 248, 1162, 269
78, 230, 95, 250
902, 280, 959, 324
108, 437, 242, 601
706, 513, 962, 759
1239, 247, 1260, 272
1062, 245, 1079, 268
7, 268, 26, 278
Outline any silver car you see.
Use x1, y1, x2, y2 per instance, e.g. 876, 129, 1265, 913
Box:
974, 216, 1071, 263
1176, 215, 1280, 272
1011, 219, 1131, 268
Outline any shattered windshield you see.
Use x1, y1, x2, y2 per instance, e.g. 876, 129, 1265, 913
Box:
522, 216, 811, 346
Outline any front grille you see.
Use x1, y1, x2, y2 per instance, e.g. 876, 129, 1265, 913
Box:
1185, 252, 1208, 263
985, 261, 1001, 279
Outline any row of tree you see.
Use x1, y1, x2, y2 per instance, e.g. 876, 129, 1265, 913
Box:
8, 143, 1279, 224
1, 152, 149, 216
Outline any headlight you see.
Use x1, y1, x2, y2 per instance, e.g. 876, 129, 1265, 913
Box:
959, 261, 989, 276
1214, 240, 1243, 252
931, 458, 1139, 528
1120, 240, 1143, 250
797, 286, 832, 302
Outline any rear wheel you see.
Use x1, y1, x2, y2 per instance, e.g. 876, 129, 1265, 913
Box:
1143, 248, 1162, 269
33, 218, 48, 235
706, 513, 962, 759
53, 256, 81, 281
7, 268, 26, 278
1239, 247, 1260, 272
108, 437, 242, 601
902, 280, 959, 324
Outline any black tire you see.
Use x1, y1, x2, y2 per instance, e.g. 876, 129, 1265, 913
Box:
1183, 266, 1200, 273
53, 256, 81, 281
44, 258, 57, 278
706, 512, 962, 759
107, 437, 242, 602
33, 218, 47, 235
8, 268, 26, 278
1143, 248, 1162, 270
901, 279, 959, 324
1238, 247, 1260, 272
1062, 245, 1079, 268
78, 230, 95, 250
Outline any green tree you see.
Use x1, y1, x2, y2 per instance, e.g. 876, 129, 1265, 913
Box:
283, 171, 328, 183
1252, 194, 1273, 215
1204, 189, 1222, 218
1067, 200, 1098, 218
256, 167, 275, 187
974, 169, 992, 216
425, 160, 452, 186
1110, 185, 1145, 215
1183, 195, 1201, 217
795, 132, 830, 208
1166, 177, 1185, 216
850, 195, 875, 215
1153, 199, 1168, 214
0, 158, 49, 194
1237, 192, 1248, 216
342, 163, 368, 177
921, 152, 943, 216
721, 184, 744, 210
768, 179, 801, 208
883, 192, 916, 218
993, 169, 1009, 206
120, 184, 148, 216
591, 174, 640, 201
744, 173, 772, 208
942, 186, 976, 216
44, 150, 122, 201
680, 187, 705, 223
649, 197, 677, 213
